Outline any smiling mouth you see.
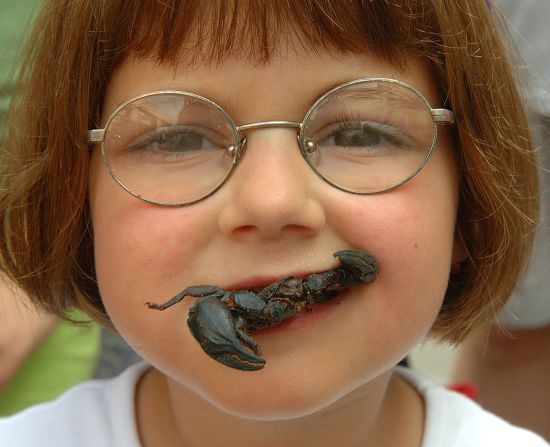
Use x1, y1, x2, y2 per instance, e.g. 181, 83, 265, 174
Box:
145, 249, 378, 371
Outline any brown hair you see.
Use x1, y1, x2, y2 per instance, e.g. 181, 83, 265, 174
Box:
0, 0, 538, 342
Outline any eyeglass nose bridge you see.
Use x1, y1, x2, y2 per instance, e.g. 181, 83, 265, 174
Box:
237, 120, 303, 133
232, 120, 304, 161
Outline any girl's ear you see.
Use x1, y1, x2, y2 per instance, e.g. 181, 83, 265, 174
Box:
451, 226, 468, 265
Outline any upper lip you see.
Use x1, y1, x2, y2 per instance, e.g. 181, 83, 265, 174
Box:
201, 250, 345, 291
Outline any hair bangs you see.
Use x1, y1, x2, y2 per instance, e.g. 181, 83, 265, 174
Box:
96, 0, 441, 70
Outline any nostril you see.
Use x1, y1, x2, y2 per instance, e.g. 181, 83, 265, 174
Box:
283, 224, 315, 235
230, 223, 317, 239
233, 225, 256, 235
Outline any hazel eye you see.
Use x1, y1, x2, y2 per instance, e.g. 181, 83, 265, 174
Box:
316, 120, 409, 152
332, 128, 382, 147
125, 125, 222, 157
147, 129, 214, 152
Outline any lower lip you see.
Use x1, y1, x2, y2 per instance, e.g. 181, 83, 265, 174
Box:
256, 291, 348, 335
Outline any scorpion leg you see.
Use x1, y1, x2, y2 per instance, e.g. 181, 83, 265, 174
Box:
188, 296, 266, 371
334, 249, 379, 284
145, 285, 225, 310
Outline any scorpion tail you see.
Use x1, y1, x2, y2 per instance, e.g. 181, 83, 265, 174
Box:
187, 296, 266, 371
334, 249, 379, 284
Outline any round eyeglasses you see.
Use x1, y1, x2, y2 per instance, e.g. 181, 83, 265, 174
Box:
87, 78, 454, 206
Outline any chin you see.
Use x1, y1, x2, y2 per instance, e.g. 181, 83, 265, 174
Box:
192, 372, 356, 420
168, 344, 394, 421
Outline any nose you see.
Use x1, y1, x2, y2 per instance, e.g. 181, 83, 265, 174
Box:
218, 129, 326, 241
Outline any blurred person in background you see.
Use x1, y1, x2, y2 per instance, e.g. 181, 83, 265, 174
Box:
454, 0, 550, 440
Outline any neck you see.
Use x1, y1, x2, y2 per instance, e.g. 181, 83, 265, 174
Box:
136, 368, 424, 447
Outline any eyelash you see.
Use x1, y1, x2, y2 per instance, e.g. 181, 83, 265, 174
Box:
334, 113, 408, 148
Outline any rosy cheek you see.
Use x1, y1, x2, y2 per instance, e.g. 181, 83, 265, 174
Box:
94, 206, 209, 283
330, 194, 426, 251
329, 185, 456, 291
89, 153, 214, 308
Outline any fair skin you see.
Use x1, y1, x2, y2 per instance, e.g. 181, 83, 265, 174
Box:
89, 44, 461, 447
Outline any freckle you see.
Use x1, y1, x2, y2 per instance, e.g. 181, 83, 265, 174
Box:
414, 243, 418, 249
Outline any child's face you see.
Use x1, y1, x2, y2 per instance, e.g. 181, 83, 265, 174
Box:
89, 45, 460, 418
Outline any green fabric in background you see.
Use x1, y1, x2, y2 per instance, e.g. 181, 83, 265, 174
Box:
0, 312, 100, 416
0, 1, 102, 416
0, 0, 41, 136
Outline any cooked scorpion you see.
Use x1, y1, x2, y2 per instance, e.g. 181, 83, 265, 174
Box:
146, 249, 378, 371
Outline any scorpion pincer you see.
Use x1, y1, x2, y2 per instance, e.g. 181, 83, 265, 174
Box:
146, 249, 378, 371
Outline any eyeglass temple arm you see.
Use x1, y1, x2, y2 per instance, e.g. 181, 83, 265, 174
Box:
432, 108, 454, 125
88, 129, 105, 143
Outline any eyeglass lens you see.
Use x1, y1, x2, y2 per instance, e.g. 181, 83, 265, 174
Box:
301, 80, 435, 193
102, 80, 437, 205
103, 94, 238, 205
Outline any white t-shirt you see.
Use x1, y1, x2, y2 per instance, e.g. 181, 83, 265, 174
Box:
0, 363, 547, 446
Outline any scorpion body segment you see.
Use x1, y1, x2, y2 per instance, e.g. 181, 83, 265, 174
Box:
146, 249, 378, 371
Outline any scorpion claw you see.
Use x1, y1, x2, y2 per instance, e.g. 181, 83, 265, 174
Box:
333, 249, 379, 283
188, 296, 266, 371
211, 350, 265, 371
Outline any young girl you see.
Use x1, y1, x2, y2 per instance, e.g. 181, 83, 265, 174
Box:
0, 0, 547, 445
